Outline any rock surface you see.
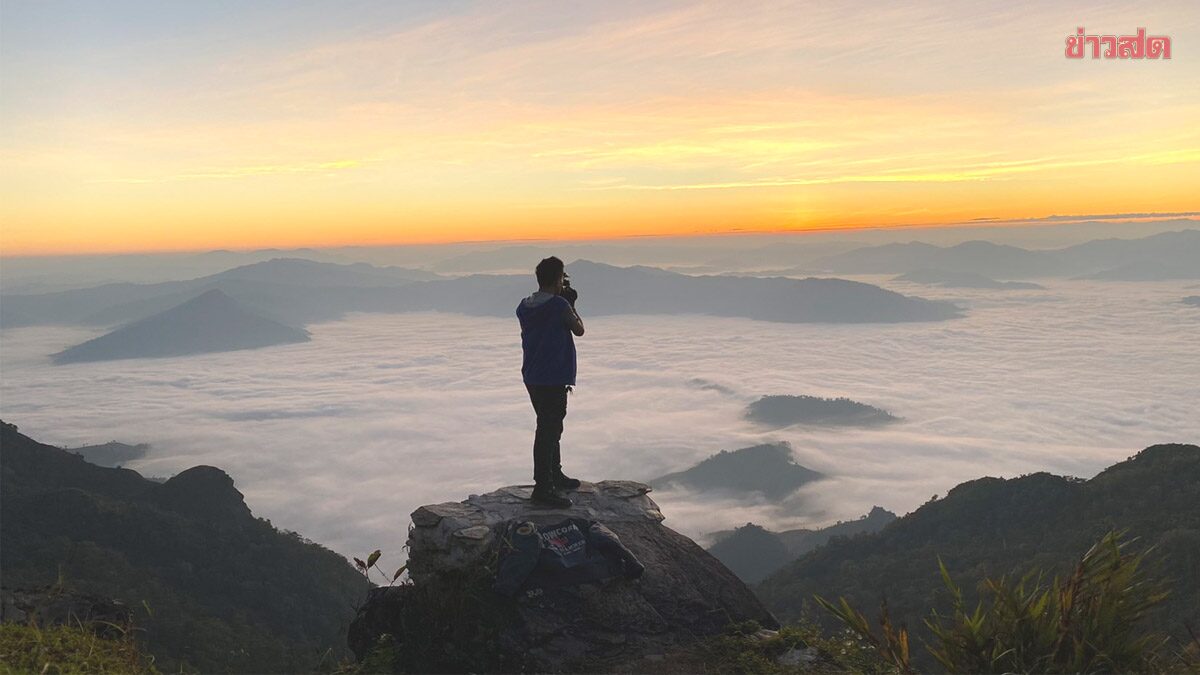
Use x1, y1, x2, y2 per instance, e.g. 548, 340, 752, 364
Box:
349, 480, 779, 672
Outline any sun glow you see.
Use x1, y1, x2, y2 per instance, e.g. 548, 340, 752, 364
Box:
2, 1, 1197, 255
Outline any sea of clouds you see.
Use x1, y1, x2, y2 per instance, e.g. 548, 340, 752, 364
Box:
1, 278, 1197, 574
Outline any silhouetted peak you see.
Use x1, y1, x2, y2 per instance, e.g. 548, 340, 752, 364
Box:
251, 257, 324, 269
50, 283, 310, 364
950, 240, 1023, 252
156, 465, 253, 524
866, 506, 891, 518
649, 441, 823, 500
180, 288, 236, 307
943, 471, 1071, 501
1132, 442, 1200, 462
565, 259, 680, 277
1094, 442, 1200, 481
729, 523, 781, 542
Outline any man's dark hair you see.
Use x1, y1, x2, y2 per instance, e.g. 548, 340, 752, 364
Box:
536, 256, 565, 288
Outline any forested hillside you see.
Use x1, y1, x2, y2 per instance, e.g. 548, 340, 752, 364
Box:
758, 443, 1200, 651
0, 420, 367, 673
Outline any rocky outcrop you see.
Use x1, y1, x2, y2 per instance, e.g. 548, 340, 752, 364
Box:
153, 465, 254, 525
349, 481, 779, 672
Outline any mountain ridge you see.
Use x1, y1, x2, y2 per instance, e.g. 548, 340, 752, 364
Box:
812, 228, 1200, 279
756, 442, 1200, 654
5, 259, 962, 331
50, 288, 311, 363
0, 419, 366, 673
649, 441, 824, 499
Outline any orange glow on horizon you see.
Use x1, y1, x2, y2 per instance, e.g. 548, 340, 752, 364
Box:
3, 2, 1198, 257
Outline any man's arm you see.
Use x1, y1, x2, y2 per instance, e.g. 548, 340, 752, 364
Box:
566, 305, 585, 336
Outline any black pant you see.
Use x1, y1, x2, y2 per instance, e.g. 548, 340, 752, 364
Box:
526, 384, 568, 488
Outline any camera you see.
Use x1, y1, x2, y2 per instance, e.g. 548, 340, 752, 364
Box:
560, 273, 578, 307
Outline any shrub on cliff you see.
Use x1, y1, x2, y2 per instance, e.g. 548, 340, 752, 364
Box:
817, 531, 1200, 674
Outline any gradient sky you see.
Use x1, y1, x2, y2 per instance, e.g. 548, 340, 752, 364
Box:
2, 0, 1198, 255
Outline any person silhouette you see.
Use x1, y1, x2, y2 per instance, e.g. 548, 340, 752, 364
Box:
515, 256, 585, 508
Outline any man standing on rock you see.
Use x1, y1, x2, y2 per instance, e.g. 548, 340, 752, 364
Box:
516, 256, 585, 508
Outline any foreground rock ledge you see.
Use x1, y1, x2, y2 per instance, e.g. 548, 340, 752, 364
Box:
349, 480, 779, 672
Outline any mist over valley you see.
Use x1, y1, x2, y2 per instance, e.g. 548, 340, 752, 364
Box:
3, 229, 1196, 573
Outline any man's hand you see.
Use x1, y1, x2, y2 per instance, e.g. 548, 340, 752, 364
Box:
561, 285, 578, 307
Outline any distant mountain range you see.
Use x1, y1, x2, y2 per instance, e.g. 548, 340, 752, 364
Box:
649, 442, 823, 499
0, 420, 367, 673
0, 247, 360, 295
2, 257, 961, 333
756, 443, 1200, 660
1076, 258, 1200, 281
745, 395, 898, 428
811, 229, 1199, 280
66, 439, 150, 467
50, 289, 311, 364
1, 258, 437, 330
425, 240, 866, 274
706, 506, 898, 583
6, 230, 1193, 345
894, 269, 1045, 290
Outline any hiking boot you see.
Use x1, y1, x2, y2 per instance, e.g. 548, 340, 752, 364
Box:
530, 485, 573, 509
553, 471, 581, 491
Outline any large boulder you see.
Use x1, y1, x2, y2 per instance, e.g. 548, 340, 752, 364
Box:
349, 480, 779, 672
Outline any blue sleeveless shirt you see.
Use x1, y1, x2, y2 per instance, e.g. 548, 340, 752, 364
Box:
516, 292, 576, 386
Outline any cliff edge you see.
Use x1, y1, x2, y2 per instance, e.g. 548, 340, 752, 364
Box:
349, 480, 778, 672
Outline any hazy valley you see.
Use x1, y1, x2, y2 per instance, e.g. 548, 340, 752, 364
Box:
3, 228, 1196, 573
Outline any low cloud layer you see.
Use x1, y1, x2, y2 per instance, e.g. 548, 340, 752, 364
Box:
2, 278, 1196, 571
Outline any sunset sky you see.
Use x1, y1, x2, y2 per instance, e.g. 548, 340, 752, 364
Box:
2, 0, 1198, 255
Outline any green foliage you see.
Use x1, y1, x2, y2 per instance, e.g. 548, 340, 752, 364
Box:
354, 548, 406, 586
0, 621, 157, 675
615, 620, 898, 674
760, 443, 1200, 666
814, 597, 913, 674
819, 531, 1200, 673
3, 512, 367, 673
1, 422, 369, 673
